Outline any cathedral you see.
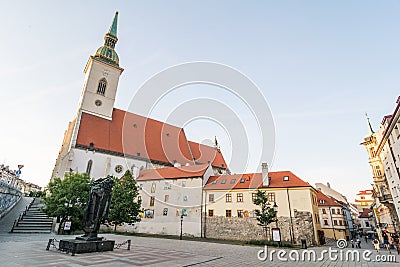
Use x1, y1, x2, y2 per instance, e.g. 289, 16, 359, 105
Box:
51, 12, 228, 182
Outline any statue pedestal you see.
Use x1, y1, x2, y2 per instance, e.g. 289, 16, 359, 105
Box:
59, 239, 115, 256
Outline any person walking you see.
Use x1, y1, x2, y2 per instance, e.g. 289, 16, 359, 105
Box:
382, 231, 391, 254
372, 237, 380, 254
356, 237, 361, 248
350, 239, 354, 248
392, 233, 399, 255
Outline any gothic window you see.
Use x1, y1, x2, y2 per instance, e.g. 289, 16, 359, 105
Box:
97, 78, 107, 95
86, 160, 93, 176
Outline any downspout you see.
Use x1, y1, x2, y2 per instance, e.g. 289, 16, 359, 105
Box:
286, 188, 295, 243
204, 190, 207, 238
201, 188, 204, 238
328, 207, 337, 240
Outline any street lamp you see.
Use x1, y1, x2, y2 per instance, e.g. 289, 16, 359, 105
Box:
64, 199, 72, 220
273, 202, 281, 247
273, 202, 279, 226
63, 200, 73, 234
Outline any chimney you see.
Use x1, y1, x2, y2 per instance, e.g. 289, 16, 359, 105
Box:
262, 163, 269, 187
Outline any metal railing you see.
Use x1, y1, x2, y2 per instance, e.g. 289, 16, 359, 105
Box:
10, 197, 36, 233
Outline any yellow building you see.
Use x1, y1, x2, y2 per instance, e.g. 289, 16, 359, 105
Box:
203, 167, 321, 245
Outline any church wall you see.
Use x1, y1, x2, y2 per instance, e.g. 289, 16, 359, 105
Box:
135, 177, 204, 236
51, 118, 77, 181
70, 148, 147, 179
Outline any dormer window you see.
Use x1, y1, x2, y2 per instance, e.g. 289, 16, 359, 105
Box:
283, 176, 289, 181
97, 78, 107, 95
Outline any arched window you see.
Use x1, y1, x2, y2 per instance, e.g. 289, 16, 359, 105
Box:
86, 160, 93, 176
97, 78, 107, 95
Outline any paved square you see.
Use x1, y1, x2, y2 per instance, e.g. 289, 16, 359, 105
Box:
0, 233, 398, 266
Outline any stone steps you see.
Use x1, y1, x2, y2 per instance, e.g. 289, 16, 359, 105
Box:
11, 228, 51, 233
10, 198, 53, 233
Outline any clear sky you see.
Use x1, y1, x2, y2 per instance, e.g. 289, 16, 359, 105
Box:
1, 1, 399, 201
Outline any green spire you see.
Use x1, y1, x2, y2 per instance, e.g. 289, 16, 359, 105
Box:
108, 11, 118, 38
94, 11, 120, 67
365, 113, 375, 135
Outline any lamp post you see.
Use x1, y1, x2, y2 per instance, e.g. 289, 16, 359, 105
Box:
273, 202, 281, 247
180, 215, 183, 240
273, 202, 278, 228
63, 200, 73, 234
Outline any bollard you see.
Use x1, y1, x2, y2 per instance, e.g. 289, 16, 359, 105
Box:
301, 239, 307, 249
127, 240, 131, 250
46, 239, 52, 250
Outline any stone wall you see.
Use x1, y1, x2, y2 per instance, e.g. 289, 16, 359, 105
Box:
205, 210, 316, 246
0, 181, 22, 219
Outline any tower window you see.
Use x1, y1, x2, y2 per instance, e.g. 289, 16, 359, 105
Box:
97, 78, 107, 95
86, 160, 93, 176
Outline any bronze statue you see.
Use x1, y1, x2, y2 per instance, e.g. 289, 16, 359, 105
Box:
78, 176, 114, 241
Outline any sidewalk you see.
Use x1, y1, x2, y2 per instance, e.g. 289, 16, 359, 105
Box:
0, 196, 32, 233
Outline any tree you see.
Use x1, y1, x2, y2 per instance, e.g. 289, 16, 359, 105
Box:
253, 189, 277, 240
43, 172, 91, 233
107, 170, 142, 232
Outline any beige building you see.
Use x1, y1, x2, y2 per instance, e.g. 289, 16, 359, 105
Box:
361, 110, 400, 232
203, 167, 321, 245
317, 191, 349, 241
375, 98, 400, 230
354, 190, 374, 212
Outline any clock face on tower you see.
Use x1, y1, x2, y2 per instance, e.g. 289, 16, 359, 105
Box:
95, 100, 102, 107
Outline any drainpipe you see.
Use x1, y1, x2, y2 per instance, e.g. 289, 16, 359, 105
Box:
286, 188, 295, 243
328, 207, 337, 240
203, 190, 207, 238
201, 189, 204, 238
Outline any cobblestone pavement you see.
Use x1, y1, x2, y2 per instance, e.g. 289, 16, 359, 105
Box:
0, 232, 398, 266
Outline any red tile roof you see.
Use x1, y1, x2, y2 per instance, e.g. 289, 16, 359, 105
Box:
137, 164, 209, 181
204, 171, 311, 190
356, 190, 373, 195
316, 191, 342, 207
188, 141, 227, 169
76, 109, 227, 168
359, 208, 372, 218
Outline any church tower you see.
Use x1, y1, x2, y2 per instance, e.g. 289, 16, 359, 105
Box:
78, 11, 124, 120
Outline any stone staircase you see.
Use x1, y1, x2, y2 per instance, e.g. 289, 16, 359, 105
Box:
10, 197, 53, 233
